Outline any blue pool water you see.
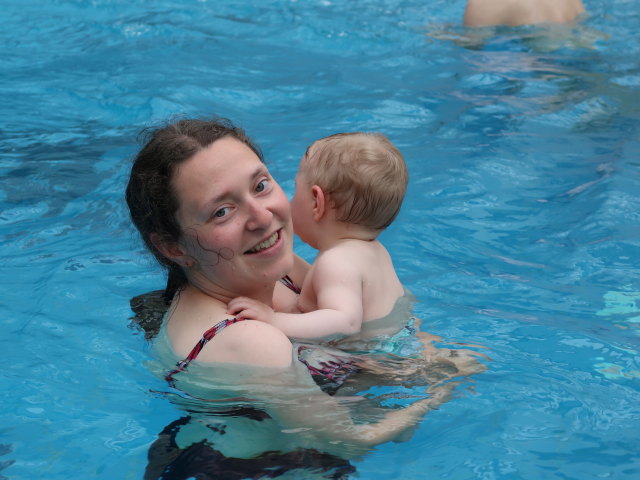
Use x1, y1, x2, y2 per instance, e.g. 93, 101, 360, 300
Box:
2, 0, 639, 478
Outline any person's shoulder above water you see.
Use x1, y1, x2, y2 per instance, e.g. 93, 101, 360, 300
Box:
202, 319, 293, 368
162, 285, 293, 368
171, 316, 293, 368
463, 0, 586, 27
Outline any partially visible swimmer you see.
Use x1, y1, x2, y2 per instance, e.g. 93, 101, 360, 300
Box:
463, 0, 586, 27
423, 0, 603, 53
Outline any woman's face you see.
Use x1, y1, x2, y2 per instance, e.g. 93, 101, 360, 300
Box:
170, 137, 294, 299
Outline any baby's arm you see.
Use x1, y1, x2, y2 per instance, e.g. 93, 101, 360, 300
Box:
229, 256, 364, 340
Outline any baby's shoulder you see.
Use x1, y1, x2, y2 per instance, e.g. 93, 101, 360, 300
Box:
310, 243, 371, 283
315, 242, 366, 269
321, 239, 379, 259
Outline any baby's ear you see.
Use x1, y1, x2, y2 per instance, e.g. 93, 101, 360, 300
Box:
150, 233, 189, 266
311, 185, 326, 221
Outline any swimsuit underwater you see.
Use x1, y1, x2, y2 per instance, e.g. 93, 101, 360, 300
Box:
165, 275, 359, 391
296, 344, 359, 395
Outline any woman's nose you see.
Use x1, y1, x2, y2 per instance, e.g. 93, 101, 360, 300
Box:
246, 198, 273, 230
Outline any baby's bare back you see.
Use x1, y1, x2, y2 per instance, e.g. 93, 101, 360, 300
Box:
299, 239, 403, 323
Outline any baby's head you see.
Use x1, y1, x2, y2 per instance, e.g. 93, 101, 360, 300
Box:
300, 132, 408, 231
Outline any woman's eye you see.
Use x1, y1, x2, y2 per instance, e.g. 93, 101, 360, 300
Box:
255, 179, 269, 193
213, 207, 228, 218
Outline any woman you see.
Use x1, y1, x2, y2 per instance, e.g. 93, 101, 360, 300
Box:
126, 118, 454, 466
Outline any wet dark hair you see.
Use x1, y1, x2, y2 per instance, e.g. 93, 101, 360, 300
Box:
125, 118, 263, 303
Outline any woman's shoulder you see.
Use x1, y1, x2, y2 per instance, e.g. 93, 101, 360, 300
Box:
205, 319, 293, 367
167, 306, 293, 369
164, 286, 293, 368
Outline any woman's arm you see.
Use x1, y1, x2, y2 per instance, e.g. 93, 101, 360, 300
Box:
264, 380, 455, 455
187, 320, 453, 453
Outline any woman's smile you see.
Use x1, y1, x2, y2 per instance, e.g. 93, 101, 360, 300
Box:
245, 229, 281, 254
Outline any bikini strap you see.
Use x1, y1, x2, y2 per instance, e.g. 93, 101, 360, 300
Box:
165, 317, 244, 386
280, 275, 301, 294
165, 275, 299, 385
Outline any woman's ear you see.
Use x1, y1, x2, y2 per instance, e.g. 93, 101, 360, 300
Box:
150, 233, 189, 266
311, 185, 326, 221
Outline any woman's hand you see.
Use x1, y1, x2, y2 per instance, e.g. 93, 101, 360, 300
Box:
228, 296, 276, 323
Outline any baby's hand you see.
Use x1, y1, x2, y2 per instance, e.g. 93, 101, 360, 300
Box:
227, 296, 275, 323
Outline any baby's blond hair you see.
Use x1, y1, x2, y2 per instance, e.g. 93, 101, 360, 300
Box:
302, 132, 408, 231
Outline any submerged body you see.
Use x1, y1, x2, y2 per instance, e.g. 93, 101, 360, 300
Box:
149, 291, 455, 459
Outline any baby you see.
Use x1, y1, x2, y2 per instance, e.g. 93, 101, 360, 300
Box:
228, 132, 408, 341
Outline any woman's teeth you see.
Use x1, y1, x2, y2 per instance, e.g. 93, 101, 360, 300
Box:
247, 232, 278, 253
